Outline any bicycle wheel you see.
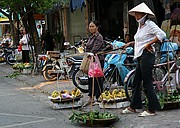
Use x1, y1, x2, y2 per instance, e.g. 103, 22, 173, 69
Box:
6, 54, 16, 65
175, 69, 180, 92
124, 70, 135, 101
72, 68, 88, 93
152, 66, 167, 92
125, 67, 166, 101
103, 66, 123, 90
125, 70, 153, 103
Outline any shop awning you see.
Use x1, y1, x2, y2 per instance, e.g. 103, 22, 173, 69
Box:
0, 22, 10, 25
0, 9, 9, 23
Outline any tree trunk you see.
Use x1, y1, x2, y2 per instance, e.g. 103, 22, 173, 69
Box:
12, 12, 19, 46
27, 11, 41, 54
26, 6, 41, 72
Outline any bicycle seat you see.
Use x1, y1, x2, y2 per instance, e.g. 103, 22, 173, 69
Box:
71, 56, 83, 60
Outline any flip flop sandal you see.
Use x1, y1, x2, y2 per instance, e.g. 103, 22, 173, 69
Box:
138, 111, 156, 117
92, 101, 100, 106
122, 108, 136, 114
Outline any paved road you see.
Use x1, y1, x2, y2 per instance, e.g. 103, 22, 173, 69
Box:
0, 63, 180, 128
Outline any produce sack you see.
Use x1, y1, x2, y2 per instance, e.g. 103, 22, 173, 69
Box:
80, 54, 90, 74
88, 55, 104, 78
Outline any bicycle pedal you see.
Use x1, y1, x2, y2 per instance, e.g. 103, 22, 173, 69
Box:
169, 76, 173, 81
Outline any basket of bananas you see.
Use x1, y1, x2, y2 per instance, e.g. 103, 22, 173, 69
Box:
99, 89, 127, 103
48, 88, 83, 103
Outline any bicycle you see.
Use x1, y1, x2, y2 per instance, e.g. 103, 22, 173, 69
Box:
124, 42, 180, 108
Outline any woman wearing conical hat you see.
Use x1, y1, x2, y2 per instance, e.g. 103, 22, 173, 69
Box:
121, 2, 166, 117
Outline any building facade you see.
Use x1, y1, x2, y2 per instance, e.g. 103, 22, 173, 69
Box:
46, 0, 179, 51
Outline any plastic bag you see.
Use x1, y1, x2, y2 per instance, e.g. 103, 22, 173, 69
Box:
18, 44, 22, 52
88, 55, 104, 78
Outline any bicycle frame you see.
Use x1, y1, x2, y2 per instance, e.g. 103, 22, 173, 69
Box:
124, 60, 180, 92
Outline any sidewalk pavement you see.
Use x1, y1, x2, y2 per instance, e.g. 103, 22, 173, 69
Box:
1, 64, 74, 95
1, 63, 89, 105
1, 63, 180, 128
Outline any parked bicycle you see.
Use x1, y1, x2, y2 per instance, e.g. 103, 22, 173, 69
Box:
124, 41, 180, 102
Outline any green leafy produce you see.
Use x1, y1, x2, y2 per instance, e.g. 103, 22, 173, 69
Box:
69, 111, 118, 125
157, 91, 180, 109
7, 71, 20, 78
12, 63, 33, 70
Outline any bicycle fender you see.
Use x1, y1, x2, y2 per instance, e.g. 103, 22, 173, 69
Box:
42, 64, 54, 71
124, 69, 136, 83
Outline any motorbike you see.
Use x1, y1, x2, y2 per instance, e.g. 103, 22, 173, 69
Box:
101, 39, 135, 90
0, 45, 22, 65
65, 39, 87, 78
71, 38, 113, 93
5, 48, 22, 65
0, 48, 6, 63
42, 39, 86, 81
42, 51, 68, 81
71, 37, 135, 93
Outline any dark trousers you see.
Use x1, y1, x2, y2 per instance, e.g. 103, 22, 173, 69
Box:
130, 50, 161, 111
88, 60, 104, 100
22, 50, 30, 63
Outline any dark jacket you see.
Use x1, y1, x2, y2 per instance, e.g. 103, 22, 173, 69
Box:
85, 32, 105, 60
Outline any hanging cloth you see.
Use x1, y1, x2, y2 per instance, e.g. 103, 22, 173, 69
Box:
70, 0, 85, 12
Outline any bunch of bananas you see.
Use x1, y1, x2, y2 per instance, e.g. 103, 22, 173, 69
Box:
71, 88, 81, 97
51, 90, 60, 98
99, 89, 126, 101
112, 89, 126, 98
51, 88, 82, 98
99, 90, 111, 100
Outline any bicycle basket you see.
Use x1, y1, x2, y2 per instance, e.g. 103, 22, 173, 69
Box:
47, 51, 60, 59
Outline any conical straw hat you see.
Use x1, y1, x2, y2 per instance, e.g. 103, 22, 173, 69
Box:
128, 2, 155, 18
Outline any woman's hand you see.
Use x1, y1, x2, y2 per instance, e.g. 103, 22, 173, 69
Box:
121, 41, 134, 49
144, 43, 153, 53
87, 52, 94, 58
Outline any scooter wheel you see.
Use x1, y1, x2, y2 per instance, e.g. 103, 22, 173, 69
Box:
72, 68, 88, 93
42, 66, 58, 81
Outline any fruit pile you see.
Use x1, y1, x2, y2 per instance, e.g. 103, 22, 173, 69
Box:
99, 89, 127, 101
12, 63, 32, 70
51, 88, 82, 99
